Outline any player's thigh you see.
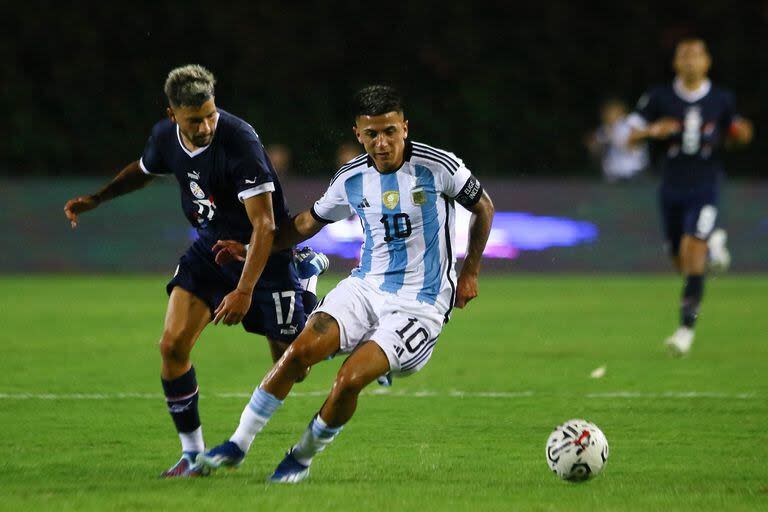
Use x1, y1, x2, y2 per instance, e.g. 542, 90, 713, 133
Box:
679, 235, 709, 275
680, 202, 718, 274
162, 286, 212, 351
264, 313, 342, 379
368, 303, 444, 377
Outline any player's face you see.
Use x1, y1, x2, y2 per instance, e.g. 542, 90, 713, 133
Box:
674, 41, 711, 81
168, 98, 218, 148
354, 111, 409, 172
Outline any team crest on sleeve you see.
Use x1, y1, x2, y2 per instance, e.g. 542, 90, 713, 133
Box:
382, 190, 400, 210
189, 181, 206, 199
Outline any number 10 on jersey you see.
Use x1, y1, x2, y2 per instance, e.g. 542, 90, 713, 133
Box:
380, 213, 412, 242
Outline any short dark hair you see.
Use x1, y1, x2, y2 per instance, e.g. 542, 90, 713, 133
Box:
164, 64, 216, 108
353, 85, 404, 119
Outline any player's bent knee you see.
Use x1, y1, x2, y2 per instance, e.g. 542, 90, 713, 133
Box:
283, 342, 319, 371
333, 370, 368, 397
158, 331, 192, 364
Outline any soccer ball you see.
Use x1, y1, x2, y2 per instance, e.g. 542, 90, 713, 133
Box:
545, 419, 609, 481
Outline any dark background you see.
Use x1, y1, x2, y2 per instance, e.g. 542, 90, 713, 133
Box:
2, 1, 766, 178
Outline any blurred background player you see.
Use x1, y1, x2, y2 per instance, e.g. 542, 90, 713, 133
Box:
197, 85, 495, 483
265, 143, 293, 178
335, 141, 363, 168
627, 38, 753, 355
585, 98, 649, 183
63, 65, 327, 477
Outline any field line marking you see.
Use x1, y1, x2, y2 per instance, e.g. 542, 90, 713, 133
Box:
0, 390, 758, 400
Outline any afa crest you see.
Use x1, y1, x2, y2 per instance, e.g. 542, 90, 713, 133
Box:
382, 190, 400, 210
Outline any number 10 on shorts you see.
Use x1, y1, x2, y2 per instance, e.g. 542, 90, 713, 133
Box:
272, 291, 296, 325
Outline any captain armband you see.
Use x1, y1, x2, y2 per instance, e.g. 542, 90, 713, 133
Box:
454, 175, 483, 208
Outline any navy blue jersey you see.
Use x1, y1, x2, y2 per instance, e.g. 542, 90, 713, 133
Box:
630, 80, 737, 188
139, 109, 290, 242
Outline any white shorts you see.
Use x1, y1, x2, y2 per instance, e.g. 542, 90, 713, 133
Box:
311, 277, 445, 376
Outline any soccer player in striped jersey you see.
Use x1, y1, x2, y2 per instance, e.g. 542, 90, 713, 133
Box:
199, 85, 495, 482
627, 39, 753, 355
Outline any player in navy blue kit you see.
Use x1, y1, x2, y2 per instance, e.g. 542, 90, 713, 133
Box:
627, 39, 753, 355
63, 65, 327, 477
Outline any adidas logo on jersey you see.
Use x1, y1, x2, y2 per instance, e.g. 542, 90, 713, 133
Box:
357, 198, 371, 209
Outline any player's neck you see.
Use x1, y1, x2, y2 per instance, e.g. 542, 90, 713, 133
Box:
677, 75, 708, 92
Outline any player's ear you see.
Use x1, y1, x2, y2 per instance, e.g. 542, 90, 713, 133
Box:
402, 119, 409, 139
352, 123, 363, 144
167, 107, 176, 124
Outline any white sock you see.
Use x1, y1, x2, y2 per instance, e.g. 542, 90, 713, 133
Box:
291, 414, 343, 466
179, 426, 204, 453
229, 387, 283, 453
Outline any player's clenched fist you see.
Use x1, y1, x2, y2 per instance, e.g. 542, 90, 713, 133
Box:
64, 194, 101, 228
728, 118, 753, 145
454, 272, 479, 309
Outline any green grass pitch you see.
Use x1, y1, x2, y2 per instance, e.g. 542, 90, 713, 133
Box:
1, 274, 766, 511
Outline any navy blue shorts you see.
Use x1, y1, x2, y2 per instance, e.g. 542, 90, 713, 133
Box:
659, 184, 720, 256
166, 236, 306, 343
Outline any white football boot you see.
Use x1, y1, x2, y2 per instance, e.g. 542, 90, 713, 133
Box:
665, 326, 694, 356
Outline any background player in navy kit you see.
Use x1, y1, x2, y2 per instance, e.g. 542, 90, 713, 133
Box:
63, 65, 325, 477
627, 39, 753, 355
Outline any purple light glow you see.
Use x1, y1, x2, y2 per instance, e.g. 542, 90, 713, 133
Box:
303, 210, 598, 260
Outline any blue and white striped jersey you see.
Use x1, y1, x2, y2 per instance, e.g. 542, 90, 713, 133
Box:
311, 141, 483, 320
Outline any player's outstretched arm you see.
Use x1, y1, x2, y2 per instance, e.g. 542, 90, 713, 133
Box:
273, 210, 325, 251
211, 210, 326, 266
627, 117, 681, 146
63, 160, 153, 228
455, 190, 494, 309
213, 193, 276, 325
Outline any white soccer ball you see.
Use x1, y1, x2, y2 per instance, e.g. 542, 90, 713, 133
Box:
545, 419, 609, 481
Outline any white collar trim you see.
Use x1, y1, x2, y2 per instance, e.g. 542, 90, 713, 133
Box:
176, 112, 219, 157
673, 77, 711, 103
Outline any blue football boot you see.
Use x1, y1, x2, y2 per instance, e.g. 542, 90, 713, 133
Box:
269, 450, 310, 484
293, 247, 329, 279
196, 441, 246, 472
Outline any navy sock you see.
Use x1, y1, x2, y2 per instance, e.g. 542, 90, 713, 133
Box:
161, 366, 201, 434
681, 275, 704, 328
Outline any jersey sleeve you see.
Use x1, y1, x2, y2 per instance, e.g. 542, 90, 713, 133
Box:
229, 126, 277, 203
438, 153, 484, 210
627, 88, 661, 129
311, 176, 354, 223
139, 124, 171, 176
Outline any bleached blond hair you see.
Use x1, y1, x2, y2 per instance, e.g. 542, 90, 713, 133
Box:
164, 64, 216, 107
